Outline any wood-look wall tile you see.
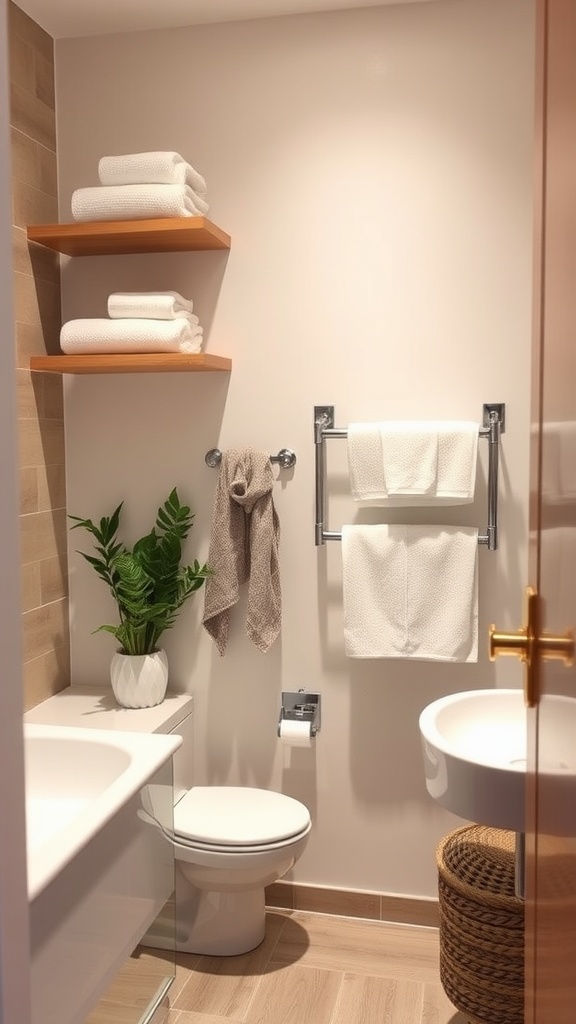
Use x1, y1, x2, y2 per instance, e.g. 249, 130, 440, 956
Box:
21, 560, 41, 612
381, 895, 440, 930
265, 881, 294, 910
247, 963, 343, 1024
34, 52, 55, 107
41, 373, 64, 418
22, 595, 69, 662
14, 270, 61, 327
40, 552, 68, 604
11, 127, 57, 196
13, 225, 60, 282
18, 416, 65, 468
10, 79, 56, 152
8, 2, 54, 67
19, 465, 39, 514
9, 29, 34, 94
294, 884, 380, 921
16, 321, 61, 364
173, 913, 287, 1018
22, 641, 70, 710
20, 507, 67, 564
37, 462, 67, 511
16, 366, 39, 419
12, 178, 58, 230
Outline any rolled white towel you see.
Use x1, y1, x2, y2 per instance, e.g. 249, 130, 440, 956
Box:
98, 151, 207, 199
107, 291, 195, 320
71, 183, 208, 223
60, 318, 203, 355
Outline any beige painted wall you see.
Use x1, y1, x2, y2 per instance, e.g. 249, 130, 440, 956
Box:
56, 0, 535, 896
9, 1, 69, 710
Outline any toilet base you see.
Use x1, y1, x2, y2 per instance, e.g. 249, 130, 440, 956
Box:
177, 885, 267, 955
143, 884, 267, 957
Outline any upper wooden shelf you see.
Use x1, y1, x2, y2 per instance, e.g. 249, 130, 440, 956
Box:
26, 217, 231, 256
29, 353, 232, 375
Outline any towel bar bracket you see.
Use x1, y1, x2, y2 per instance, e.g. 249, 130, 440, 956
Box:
314, 404, 505, 551
205, 447, 297, 469
482, 403, 506, 434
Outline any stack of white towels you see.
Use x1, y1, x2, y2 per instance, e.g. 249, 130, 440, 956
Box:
71, 151, 209, 222
342, 420, 480, 664
60, 291, 203, 355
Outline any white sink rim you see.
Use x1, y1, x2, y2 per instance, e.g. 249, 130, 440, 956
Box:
24, 722, 181, 900
419, 687, 576, 835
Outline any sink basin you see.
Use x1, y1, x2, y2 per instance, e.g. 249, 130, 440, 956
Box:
419, 688, 576, 835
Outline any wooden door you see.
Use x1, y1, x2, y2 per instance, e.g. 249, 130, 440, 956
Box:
525, 2, 576, 1021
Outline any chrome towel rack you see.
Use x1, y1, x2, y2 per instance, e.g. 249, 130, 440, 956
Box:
205, 447, 297, 469
313, 404, 505, 550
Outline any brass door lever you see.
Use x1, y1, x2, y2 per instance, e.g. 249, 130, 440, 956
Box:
489, 587, 574, 706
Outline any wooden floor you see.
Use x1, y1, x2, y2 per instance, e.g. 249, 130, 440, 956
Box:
148, 910, 468, 1024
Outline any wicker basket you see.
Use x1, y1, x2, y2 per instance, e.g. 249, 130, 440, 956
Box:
436, 824, 524, 1024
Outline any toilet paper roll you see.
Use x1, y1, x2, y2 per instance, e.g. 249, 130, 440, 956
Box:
279, 719, 312, 747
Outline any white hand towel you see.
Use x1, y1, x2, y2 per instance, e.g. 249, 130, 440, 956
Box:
347, 423, 387, 503
60, 318, 203, 355
98, 151, 208, 199
380, 422, 438, 496
71, 183, 208, 222
342, 524, 478, 662
107, 291, 194, 320
347, 421, 479, 505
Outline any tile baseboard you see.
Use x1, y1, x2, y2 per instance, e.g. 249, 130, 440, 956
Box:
265, 881, 439, 929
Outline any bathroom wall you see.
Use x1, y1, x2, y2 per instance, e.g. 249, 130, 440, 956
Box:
56, 0, 535, 897
9, 1, 69, 710
0, 1, 33, 1016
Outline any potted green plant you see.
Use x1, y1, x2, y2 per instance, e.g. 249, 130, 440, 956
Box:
69, 487, 211, 708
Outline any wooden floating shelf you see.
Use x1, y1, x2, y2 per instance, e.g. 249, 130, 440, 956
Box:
26, 217, 231, 256
29, 353, 232, 375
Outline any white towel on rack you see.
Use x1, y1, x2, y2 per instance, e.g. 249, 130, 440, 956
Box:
107, 291, 195, 320
347, 421, 479, 505
71, 183, 208, 222
341, 524, 478, 662
60, 318, 203, 355
98, 151, 208, 199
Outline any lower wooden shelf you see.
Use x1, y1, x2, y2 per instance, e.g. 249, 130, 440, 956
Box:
29, 353, 232, 375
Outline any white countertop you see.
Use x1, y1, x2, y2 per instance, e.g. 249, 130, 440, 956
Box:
24, 685, 194, 735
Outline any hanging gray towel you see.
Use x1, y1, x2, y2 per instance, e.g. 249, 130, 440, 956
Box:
202, 448, 281, 655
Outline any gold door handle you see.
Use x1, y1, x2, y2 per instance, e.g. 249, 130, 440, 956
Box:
488, 587, 574, 706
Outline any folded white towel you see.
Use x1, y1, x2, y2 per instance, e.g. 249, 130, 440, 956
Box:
107, 291, 195, 320
342, 524, 478, 661
60, 318, 203, 355
347, 421, 479, 505
98, 151, 208, 200
71, 183, 208, 222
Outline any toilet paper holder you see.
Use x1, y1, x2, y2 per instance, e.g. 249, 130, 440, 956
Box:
278, 689, 321, 737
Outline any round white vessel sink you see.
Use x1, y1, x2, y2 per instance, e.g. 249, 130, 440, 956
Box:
419, 688, 576, 835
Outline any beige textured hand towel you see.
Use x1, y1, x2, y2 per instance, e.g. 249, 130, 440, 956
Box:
202, 448, 281, 655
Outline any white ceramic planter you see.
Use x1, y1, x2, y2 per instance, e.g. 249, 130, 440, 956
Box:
110, 649, 169, 708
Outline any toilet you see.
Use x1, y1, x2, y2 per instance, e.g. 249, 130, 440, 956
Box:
140, 703, 313, 956
169, 784, 311, 955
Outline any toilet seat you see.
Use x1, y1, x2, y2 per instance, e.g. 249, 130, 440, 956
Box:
173, 786, 311, 852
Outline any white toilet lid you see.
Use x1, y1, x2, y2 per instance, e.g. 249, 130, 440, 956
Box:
173, 787, 311, 847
